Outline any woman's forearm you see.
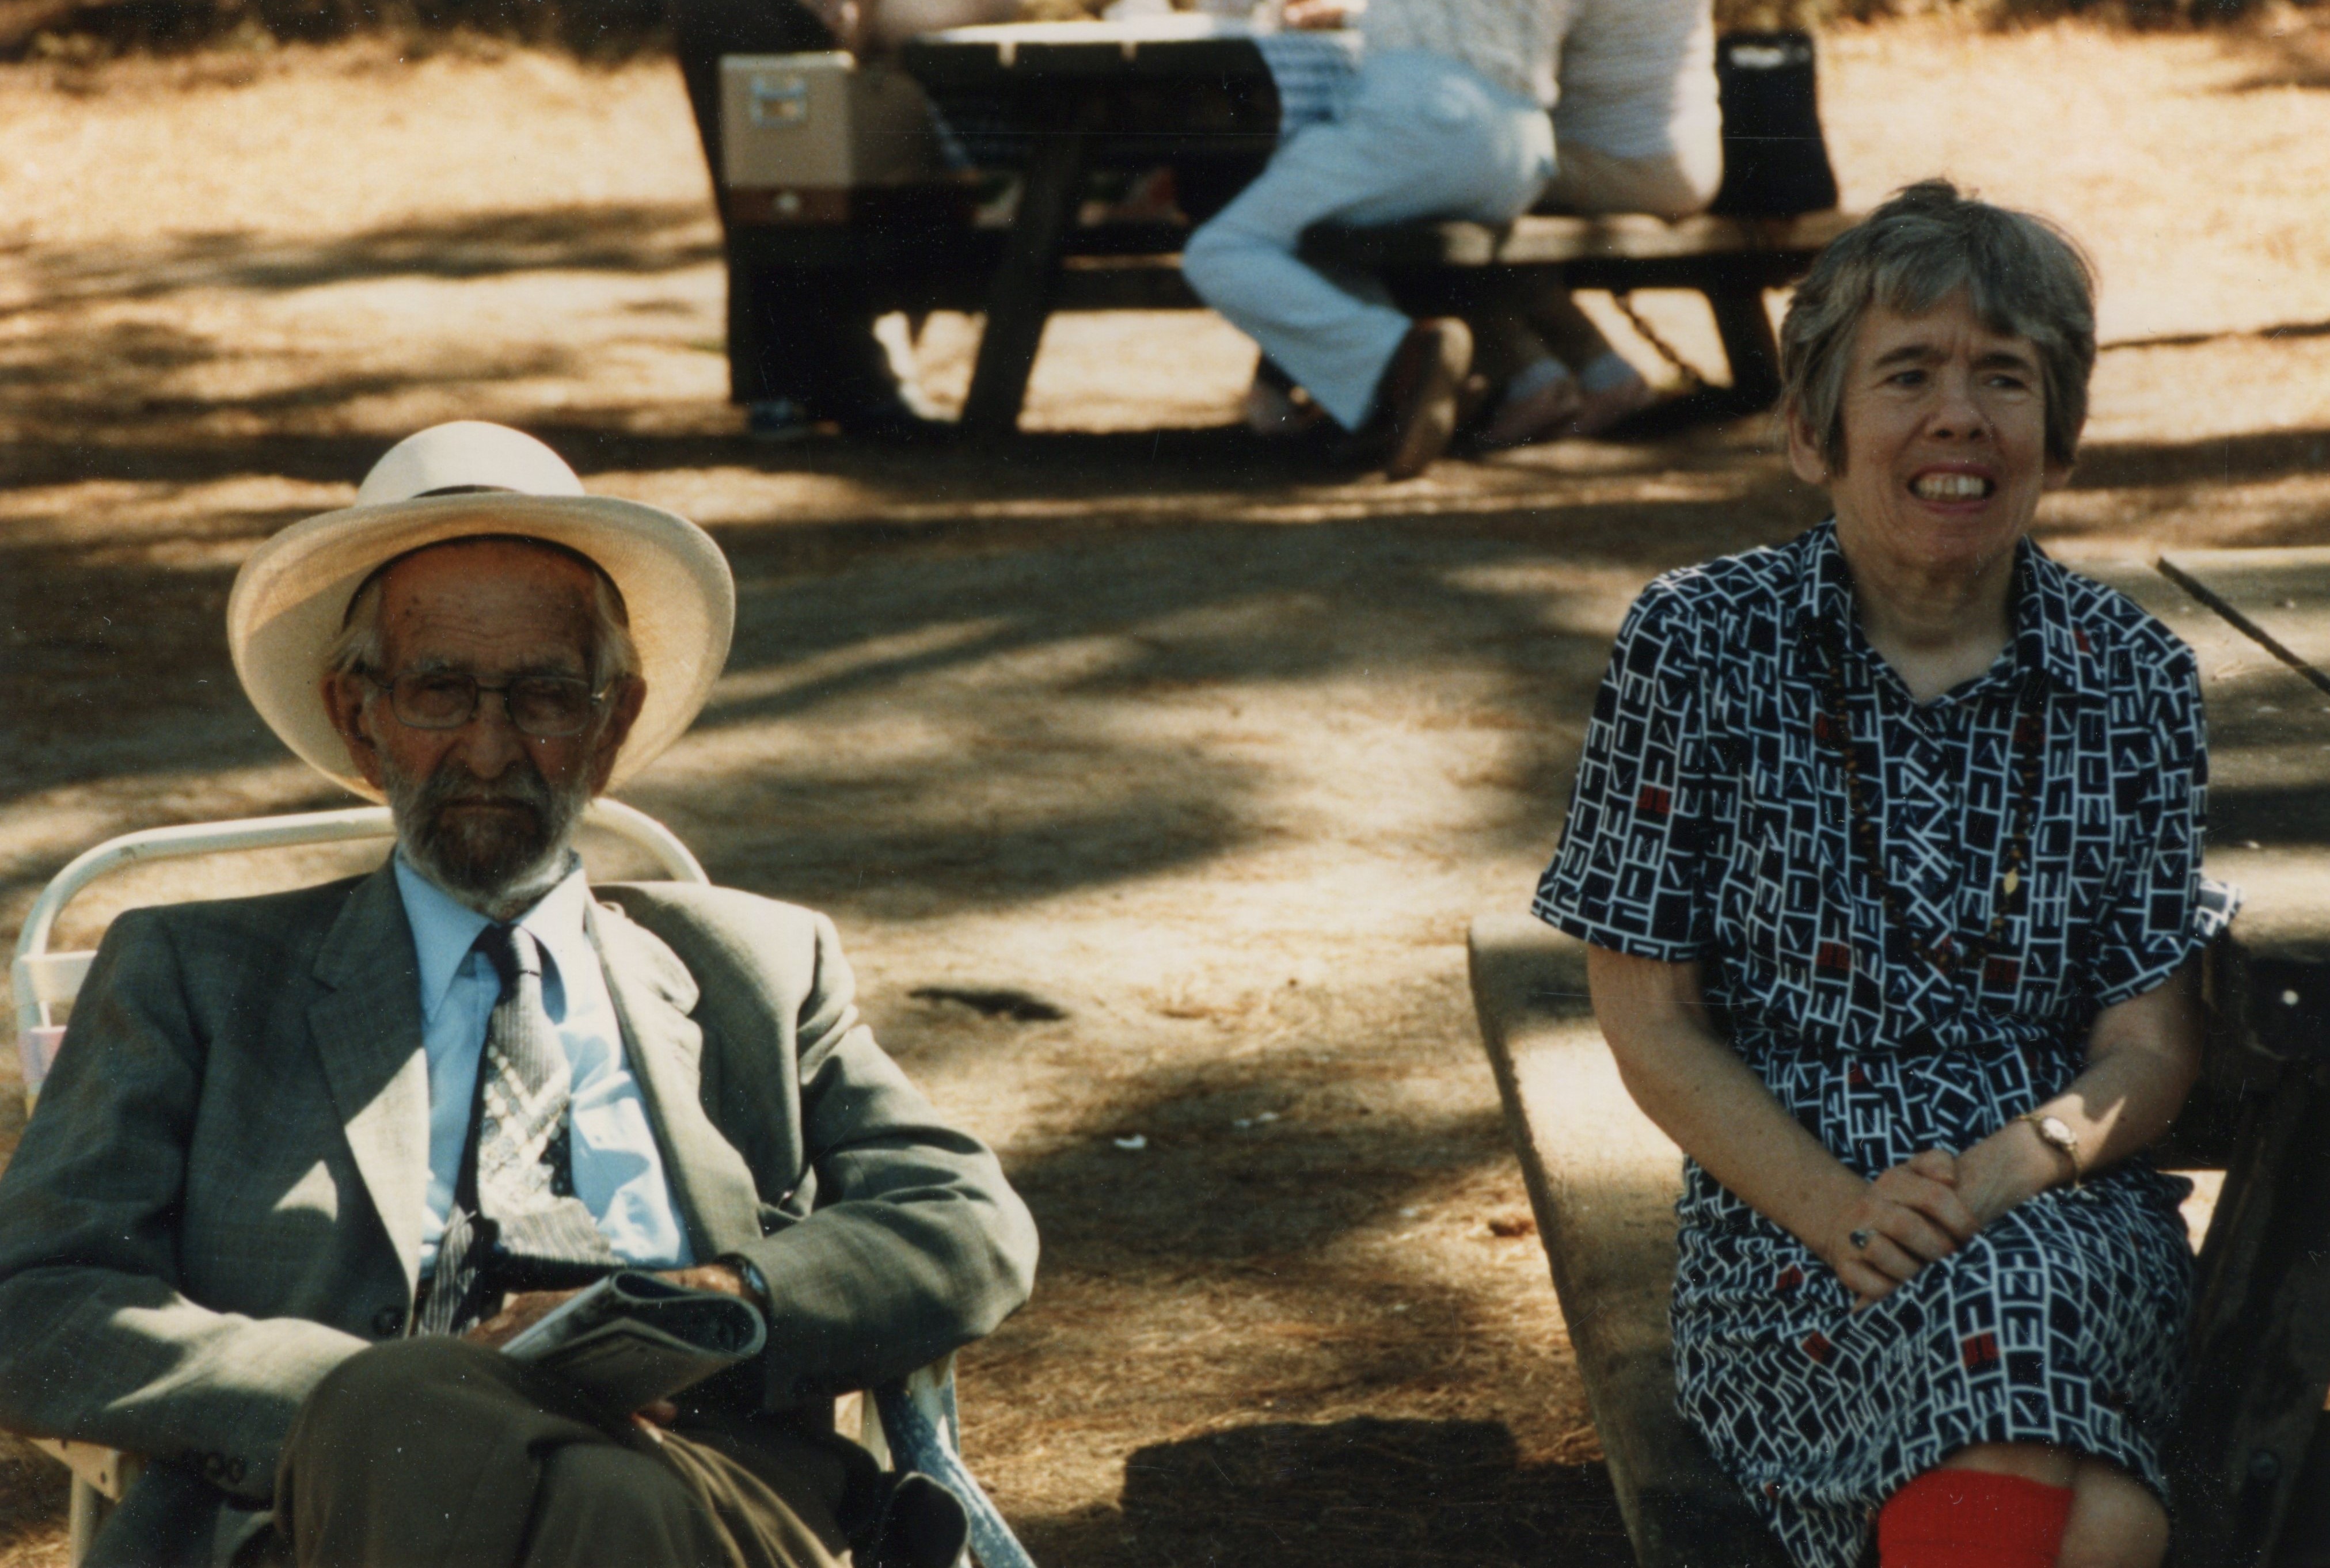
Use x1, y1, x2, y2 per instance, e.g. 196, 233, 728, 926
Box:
1587, 946, 1867, 1253
1587, 945, 1979, 1303
1955, 958, 2204, 1224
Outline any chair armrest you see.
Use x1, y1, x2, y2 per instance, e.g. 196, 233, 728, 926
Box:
27, 1437, 139, 1502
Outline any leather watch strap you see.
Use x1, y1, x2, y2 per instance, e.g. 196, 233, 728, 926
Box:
720, 1251, 773, 1307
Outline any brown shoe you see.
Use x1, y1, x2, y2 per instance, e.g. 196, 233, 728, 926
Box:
1370, 318, 1472, 479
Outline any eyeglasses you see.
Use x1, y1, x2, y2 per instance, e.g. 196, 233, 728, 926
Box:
367, 669, 607, 739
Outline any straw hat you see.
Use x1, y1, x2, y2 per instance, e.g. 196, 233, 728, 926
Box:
228, 422, 735, 801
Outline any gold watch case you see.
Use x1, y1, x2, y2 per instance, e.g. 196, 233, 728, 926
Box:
2022, 1111, 2081, 1186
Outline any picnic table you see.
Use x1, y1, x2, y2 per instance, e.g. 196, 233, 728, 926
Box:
723, 20, 1850, 437
896, 17, 1282, 436
1472, 549, 2330, 1568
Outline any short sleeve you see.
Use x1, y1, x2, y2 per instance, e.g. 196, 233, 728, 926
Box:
1533, 584, 1716, 961
2086, 647, 2239, 1007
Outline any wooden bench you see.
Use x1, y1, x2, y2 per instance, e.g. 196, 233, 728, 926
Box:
1466, 558, 2330, 1568
1468, 903, 2330, 1568
1468, 913, 1788, 1567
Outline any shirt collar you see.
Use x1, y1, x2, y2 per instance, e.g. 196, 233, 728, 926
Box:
2014, 539, 2097, 695
515, 863, 598, 1010
393, 851, 592, 1023
1789, 519, 2096, 698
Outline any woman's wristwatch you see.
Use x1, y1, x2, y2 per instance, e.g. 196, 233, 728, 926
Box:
2020, 1112, 2082, 1189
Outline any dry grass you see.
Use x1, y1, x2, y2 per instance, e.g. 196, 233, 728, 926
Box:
0, 13, 2326, 1567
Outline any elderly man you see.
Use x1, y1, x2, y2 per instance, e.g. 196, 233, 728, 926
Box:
0, 422, 1039, 1568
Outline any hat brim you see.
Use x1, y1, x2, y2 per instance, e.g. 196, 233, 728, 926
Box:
229, 493, 736, 801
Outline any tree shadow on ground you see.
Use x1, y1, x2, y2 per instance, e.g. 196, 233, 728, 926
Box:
0, 447, 1797, 918
663, 419, 1769, 510
1005, 1090, 1515, 1267
10, 416, 2329, 935
0, 544, 303, 796
0, 413, 1765, 512
5, 201, 718, 318
2214, 24, 2330, 94
1025, 1417, 1628, 1568
0, 321, 581, 432
651, 508, 1758, 917
2067, 424, 2330, 493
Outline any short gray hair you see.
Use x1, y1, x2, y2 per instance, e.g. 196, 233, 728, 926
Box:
1779, 179, 2097, 471
324, 536, 639, 691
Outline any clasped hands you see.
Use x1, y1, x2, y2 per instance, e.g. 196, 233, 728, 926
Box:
1820, 1147, 2028, 1310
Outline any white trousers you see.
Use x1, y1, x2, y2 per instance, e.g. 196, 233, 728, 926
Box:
1544, 139, 1721, 223
1181, 48, 1555, 431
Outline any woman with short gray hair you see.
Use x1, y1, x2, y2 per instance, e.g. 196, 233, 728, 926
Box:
1534, 181, 2234, 1568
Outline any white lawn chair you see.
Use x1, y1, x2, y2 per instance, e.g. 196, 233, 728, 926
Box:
9, 806, 1035, 1568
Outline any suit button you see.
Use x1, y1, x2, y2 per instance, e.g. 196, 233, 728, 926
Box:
373, 1306, 405, 1337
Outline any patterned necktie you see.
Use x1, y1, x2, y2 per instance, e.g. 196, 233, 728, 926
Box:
419, 923, 617, 1335
472, 924, 570, 1209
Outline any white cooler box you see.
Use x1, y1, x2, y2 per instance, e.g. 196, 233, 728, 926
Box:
720, 52, 949, 224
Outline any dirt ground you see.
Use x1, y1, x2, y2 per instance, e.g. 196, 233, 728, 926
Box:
2, 10, 2329, 1565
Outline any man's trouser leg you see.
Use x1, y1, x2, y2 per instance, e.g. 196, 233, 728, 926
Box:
275, 1338, 849, 1568
1180, 48, 1554, 431
669, 0, 904, 417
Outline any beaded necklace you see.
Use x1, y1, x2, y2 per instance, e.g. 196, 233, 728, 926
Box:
1814, 630, 2048, 975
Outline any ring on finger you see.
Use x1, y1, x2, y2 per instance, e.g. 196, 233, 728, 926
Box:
1849, 1228, 1875, 1251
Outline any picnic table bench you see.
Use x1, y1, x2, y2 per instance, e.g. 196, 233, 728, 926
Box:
1471, 552, 2330, 1568
721, 24, 1848, 436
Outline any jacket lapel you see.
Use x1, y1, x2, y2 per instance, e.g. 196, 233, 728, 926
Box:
588, 903, 766, 1259
307, 865, 432, 1298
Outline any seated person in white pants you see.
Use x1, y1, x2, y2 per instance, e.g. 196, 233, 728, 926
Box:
1472, 0, 1723, 447
1180, 0, 1562, 479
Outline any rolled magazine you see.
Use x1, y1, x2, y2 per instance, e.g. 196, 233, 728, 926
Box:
499, 1270, 767, 1411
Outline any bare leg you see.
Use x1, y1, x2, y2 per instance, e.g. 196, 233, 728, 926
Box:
2057, 1456, 2168, 1568
1942, 1441, 2077, 1486
1937, 1444, 2165, 1568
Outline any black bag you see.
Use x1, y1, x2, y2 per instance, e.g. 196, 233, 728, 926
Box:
1709, 31, 1841, 218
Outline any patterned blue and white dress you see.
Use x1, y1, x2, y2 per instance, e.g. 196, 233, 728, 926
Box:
1533, 522, 2237, 1568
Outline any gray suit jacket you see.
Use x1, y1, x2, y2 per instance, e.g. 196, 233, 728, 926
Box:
0, 863, 1039, 1558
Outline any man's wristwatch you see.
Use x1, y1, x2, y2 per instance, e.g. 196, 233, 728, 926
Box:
2020, 1112, 2082, 1189
720, 1253, 772, 1306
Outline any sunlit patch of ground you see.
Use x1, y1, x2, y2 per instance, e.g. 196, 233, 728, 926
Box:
0, 12, 2325, 1566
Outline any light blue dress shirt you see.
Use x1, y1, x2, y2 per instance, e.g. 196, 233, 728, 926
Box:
394, 854, 694, 1278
